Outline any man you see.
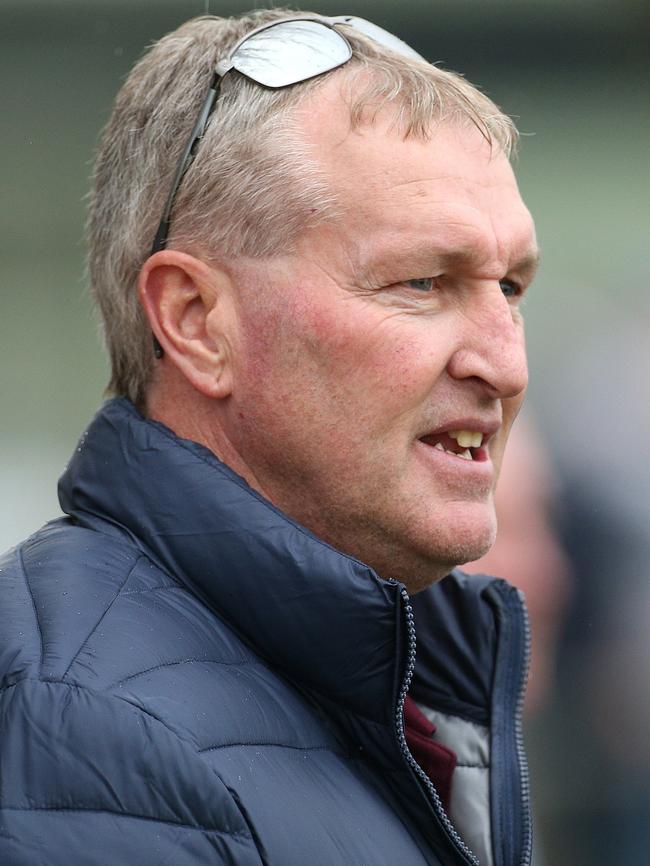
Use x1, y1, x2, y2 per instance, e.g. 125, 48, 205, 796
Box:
0, 9, 538, 866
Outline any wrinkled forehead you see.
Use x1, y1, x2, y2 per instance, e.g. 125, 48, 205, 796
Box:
293, 82, 536, 266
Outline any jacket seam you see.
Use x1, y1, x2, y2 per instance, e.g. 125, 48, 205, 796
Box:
17, 546, 44, 675
111, 657, 263, 687
198, 742, 344, 756
226, 787, 270, 866
59, 555, 145, 681
1, 675, 382, 756
121, 584, 185, 596
0, 805, 250, 840
0, 677, 384, 735
1, 678, 347, 761
0, 678, 192, 752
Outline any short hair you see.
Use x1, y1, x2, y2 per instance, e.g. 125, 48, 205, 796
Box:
87, 8, 518, 407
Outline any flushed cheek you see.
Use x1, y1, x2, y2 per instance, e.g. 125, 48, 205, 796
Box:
238, 291, 447, 448
296, 304, 443, 404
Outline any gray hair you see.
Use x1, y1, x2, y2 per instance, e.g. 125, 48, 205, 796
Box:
87, 8, 518, 407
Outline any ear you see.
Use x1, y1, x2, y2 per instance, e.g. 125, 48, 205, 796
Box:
139, 250, 235, 399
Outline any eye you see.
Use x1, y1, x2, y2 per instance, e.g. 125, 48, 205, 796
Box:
404, 277, 435, 292
499, 279, 521, 298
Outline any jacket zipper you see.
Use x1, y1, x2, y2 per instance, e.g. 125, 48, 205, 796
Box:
486, 582, 533, 866
513, 588, 532, 866
395, 585, 479, 866
395, 581, 532, 866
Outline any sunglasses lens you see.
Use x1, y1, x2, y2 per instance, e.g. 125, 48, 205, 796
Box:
232, 20, 352, 88
340, 17, 425, 62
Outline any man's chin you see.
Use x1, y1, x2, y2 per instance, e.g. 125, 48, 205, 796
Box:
408, 509, 497, 589
435, 495, 496, 550
450, 530, 498, 572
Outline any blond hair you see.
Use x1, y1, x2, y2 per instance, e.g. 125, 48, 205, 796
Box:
87, 9, 518, 406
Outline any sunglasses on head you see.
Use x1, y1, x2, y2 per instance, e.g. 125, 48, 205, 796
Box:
151, 14, 425, 254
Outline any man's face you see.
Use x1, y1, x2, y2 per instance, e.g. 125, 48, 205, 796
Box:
220, 90, 537, 590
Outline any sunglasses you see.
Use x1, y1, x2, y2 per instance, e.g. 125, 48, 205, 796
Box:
151, 14, 425, 254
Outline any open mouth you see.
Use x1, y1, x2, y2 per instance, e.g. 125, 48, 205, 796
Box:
419, 429, 490, 463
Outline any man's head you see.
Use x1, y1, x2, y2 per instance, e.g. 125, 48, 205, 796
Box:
88, 9, 537, 590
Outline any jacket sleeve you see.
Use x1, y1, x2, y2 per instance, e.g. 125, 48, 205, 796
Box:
0, 679, 263, 866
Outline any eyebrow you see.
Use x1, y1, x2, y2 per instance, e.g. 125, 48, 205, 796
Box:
511, 248, 541, 278
358, 229, 541, 285
428, 243, 540, 273
384, 244, 542, 283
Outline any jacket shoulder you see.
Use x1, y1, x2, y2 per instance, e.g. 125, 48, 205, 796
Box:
1, 518, 256, 687
1, 517, 334, 759
0, 676, 262, 865
0, 521, 268, 863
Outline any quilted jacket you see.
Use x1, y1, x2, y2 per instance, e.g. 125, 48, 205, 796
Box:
0, 398, 532, 866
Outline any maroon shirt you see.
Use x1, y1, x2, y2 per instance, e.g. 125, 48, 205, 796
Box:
404, 696, 457, 812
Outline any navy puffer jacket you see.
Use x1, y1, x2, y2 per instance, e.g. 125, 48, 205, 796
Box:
0, 399, 531, 865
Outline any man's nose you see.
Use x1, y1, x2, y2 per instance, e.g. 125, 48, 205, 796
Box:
446, 287, 529, 399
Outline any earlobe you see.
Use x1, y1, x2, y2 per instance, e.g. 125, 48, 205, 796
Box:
138, 250, 235, 399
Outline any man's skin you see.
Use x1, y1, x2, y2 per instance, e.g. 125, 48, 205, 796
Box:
140, 78, 538, 594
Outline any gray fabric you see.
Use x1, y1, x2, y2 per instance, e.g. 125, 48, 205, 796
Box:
417, 704, 493, 866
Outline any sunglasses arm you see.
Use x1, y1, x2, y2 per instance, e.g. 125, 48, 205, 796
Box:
151, 72, 225, 254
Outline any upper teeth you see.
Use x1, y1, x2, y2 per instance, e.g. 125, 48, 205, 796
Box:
449, 430, 484, 448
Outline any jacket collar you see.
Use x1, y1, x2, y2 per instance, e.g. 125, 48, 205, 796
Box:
58, 398, 407, 725
59, 398, 505, 728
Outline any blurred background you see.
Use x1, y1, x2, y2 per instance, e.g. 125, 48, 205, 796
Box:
1, 0, 648, 863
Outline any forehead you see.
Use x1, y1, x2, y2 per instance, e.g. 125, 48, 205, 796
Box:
294, 83, 536, 269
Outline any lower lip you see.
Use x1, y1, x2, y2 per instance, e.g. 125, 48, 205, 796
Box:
414, 439, 495, 484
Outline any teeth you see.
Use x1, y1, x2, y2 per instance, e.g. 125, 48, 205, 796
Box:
433, 441, 474, 461
449, 429, 484, 448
